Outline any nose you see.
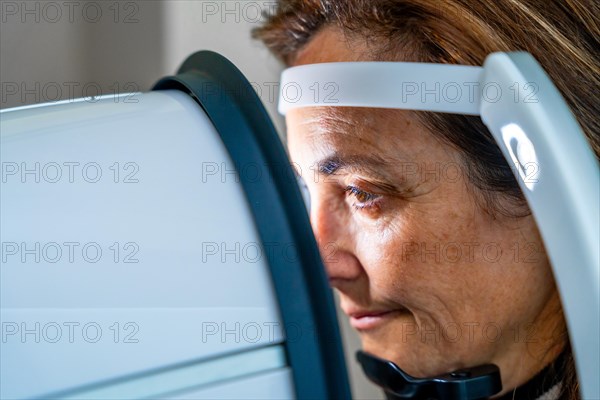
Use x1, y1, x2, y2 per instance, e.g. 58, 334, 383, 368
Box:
309, 193, 363, 286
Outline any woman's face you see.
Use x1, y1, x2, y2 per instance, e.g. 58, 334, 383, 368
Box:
286, 27, 564, 390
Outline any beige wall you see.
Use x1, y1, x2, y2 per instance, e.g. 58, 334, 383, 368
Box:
0, 1, 383, 398
0, 0, 285, 133
0, 1, 165, 109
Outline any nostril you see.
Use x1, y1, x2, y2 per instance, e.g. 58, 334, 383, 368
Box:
324, 254, 363, 285
328, 277, 346, 290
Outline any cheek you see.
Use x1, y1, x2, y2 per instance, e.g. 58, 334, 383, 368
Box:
350, 185, 476, 295
358, 195, 552, 329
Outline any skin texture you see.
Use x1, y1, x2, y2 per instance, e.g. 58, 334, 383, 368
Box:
286, 26, 565, 396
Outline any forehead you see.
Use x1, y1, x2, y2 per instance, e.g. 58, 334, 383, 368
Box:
287, 107, 419, 151
285, 106, 445, 185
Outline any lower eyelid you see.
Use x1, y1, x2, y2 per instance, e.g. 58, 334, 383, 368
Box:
352, 198, 383, 215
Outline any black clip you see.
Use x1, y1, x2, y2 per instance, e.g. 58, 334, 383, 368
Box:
356, 351, 502, 399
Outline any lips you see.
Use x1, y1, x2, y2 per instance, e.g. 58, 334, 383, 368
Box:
345, 307, 406, 330
348, 310, 394, 319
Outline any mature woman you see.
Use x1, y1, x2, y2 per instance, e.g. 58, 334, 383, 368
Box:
254, 1, 599, 399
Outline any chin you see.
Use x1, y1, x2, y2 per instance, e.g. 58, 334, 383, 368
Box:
359, 331, 461, 379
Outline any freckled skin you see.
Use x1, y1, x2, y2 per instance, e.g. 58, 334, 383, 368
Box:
286, 26, 565, 395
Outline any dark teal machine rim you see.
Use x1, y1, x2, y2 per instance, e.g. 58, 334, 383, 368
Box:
153, 51, 351, 400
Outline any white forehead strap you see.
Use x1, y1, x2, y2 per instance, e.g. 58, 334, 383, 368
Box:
277, 62, 484, 116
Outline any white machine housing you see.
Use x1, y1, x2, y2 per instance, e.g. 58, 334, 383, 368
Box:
1, 51, 351, 400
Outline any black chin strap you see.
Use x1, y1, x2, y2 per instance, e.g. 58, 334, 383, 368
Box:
356, 351, 502, 400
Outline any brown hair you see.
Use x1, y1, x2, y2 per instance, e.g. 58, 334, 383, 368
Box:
253, 0, 599, 398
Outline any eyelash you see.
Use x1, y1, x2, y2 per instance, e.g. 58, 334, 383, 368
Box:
345, 185, 381, 210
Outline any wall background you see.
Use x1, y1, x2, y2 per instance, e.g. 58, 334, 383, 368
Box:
0, 1, 383, 398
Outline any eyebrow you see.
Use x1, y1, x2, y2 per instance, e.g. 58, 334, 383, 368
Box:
316, 153, 400, 190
